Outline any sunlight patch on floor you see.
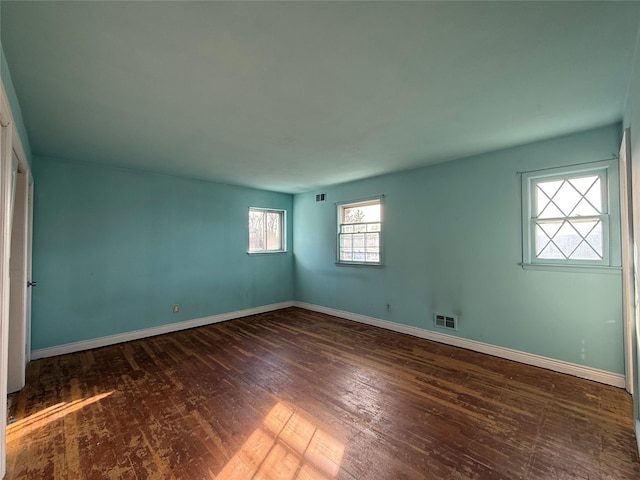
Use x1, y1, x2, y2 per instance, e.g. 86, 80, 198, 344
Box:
6, 391, 113, 442
216, 402, 344, 480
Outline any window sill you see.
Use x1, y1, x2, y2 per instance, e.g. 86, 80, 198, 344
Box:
335, 262, 384, 268
247, 251, 287, 255
520, 263, 621, 275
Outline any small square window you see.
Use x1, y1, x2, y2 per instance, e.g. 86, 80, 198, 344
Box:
522, 162, 611, 267
337, 197, 383, 265
248, 208, 285, 253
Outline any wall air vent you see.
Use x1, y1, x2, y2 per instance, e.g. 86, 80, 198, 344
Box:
316, 193, 326, 202
434, 312, 457, 330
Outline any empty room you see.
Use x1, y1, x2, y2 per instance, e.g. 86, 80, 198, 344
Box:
1, 1, 640, 478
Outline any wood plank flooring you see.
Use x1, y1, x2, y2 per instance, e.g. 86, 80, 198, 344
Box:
6, 307, 640, 479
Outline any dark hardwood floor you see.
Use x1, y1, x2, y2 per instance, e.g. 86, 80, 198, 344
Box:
6, 307, 640, 479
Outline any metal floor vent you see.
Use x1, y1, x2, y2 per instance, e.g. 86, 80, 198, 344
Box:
434, 313, 457, 330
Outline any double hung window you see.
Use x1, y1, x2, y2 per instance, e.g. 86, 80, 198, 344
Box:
522, 163, 611, 266
337, 198, 382, 265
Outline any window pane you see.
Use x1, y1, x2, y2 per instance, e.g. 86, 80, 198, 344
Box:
537, 221, 562, 239
571, 241, 601, 260
249, 210, 265, 251
537, 180, 563, 201
366, 252, 380, 262
353, 251, 365, 261
537, 184, 561, 217
568, 176, 598, 195
340, 250, 353, 261
342, 203, 380, 224
584, 221, 603, 257
554, 221, 583, 257
571, 218, 599, 237
553, 181, 582, 216
536, 222, 562, 257
569, 219, 602, 259
584, 178, 602, 212
537, 198, 563, 219
572, 198, 599, 216
536, 219, 603, 260
265, 212, 282, 250
352, 234, 365, 250
538, 240, 564, 259
340, 235, 353, 249
537, 176, 603, 219
365, 233, 379, 247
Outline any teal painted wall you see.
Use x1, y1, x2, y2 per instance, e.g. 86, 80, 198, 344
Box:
31, 157, 293, 350
0, 41, 32, 165
293, 124, 624, 374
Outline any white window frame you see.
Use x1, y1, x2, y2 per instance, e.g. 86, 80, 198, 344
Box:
336, 196, 383, 266
521, 161, 613, 268
248, 207, 286, 254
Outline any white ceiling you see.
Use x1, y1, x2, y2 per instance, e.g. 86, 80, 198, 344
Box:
2, 1, 639, 193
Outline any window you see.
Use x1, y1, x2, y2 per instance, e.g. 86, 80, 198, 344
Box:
522, 162, 612, 267
248, 208, 285, 253
337, 197, 382, 265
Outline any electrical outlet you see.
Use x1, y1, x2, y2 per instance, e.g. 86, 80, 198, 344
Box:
386, 303, 391, 312
172, 304, 180, 313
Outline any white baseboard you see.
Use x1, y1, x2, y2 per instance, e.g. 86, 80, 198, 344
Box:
294, 302, 626, 388
31, 301, 294, 360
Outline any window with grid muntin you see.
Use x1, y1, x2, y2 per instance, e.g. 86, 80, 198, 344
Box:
526, 167, 609, 265
337, 199, 382, 264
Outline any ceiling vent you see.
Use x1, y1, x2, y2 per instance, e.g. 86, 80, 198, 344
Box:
316, 193, 326, 202
434, 312, 457, 330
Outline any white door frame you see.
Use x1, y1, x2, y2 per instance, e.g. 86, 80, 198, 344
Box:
8, 167, 30, 394
6, 93, 32, 395
620, 128, 635, 394
25, 178, 33, 366
0, 72, 31, 479
626, 123, 640, 457
0, 78, 13, 480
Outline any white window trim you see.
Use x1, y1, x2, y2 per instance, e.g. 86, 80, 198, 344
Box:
521, 160, 614, 270
247, 207, 286, 254
336, 195, 384, 267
